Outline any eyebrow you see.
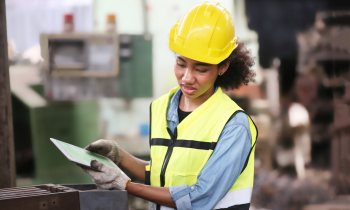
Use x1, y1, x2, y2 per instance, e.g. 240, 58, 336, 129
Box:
177, 56, 211, 66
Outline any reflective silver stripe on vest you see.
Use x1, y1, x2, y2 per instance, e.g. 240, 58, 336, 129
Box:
160, 206, 175, 210
148, 202, 175, 210
149, 187, 252, 210
214, 187, 253, 209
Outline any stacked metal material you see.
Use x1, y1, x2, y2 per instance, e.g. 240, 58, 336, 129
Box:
0, 184, 128, 210
297, 11, 350, 194
252, 170, 334, 210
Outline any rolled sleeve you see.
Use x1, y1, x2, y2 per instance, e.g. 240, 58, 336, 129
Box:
169, 184, 193, 210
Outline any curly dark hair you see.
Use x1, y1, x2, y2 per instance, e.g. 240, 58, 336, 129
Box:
215, 42, 256, 90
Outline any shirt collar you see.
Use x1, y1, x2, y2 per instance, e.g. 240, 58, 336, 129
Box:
167, 86, 218, 123
167, 88, 182, 123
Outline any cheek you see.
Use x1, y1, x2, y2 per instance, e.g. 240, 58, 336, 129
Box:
174, 65, 183, 81
198, 71, 218, 87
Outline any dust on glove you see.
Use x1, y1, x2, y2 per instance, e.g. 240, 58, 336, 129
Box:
85, 140, 122, 165
81, 160, 130, 190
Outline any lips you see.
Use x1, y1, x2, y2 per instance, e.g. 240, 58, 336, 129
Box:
182, 85, 196, 94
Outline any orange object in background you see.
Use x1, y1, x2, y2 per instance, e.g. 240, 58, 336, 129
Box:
63, 14, 74, 32
106, 14, 116, 32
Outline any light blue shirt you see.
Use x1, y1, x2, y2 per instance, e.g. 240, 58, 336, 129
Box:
166, 87, 252, 210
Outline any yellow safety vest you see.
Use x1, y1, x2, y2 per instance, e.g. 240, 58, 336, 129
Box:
145, 86, 258, 210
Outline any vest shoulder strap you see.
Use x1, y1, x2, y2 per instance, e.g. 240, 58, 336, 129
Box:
222, 110, 258, 175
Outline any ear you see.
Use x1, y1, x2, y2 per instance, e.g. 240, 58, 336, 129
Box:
218, 61, 230, 75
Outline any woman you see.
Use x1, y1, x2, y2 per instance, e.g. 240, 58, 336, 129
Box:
81, 2, 257, 210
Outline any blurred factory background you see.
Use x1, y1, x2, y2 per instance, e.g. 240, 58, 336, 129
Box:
1, 0, 350, 209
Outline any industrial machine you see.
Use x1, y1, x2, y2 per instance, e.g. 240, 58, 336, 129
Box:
40, 33, 152, 100
0, 184, 128, 210
11, 33, 153, 185
297, 11, 350, 194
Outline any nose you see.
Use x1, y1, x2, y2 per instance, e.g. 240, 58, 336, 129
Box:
182, 68, 195, 84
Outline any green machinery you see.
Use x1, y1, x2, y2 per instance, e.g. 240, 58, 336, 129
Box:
12, 34, 152, 185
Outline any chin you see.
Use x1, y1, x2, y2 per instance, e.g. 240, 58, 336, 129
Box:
182, 91, 199, 98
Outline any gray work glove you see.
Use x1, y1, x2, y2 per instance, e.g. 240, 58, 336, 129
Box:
85, 140, 122, 165
81, 160, 131, 190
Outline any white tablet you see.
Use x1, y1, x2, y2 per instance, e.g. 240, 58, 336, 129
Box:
50, 138, 118, 170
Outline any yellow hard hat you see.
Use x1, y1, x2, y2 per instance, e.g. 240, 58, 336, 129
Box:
169, 2, 237, 64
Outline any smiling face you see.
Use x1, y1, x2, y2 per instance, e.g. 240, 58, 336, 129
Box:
174, 54, 229, 99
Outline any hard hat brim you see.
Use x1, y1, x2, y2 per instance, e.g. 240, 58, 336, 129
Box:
169, 41, 237, 65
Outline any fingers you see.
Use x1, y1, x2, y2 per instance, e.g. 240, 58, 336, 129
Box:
79, 159, 128, 190
91, 160, 105, 171
83, 167, 102, 178
75, 163, 90, 171
84, 144, 92, 151
83, 160, 117, 184
85, 141, 101, 152
76, 161, 103, 177
81, 160, 105, 177
84, 139, 106, 153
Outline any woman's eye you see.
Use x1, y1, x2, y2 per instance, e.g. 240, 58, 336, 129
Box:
177, 62, 185, 68
197, 69, 207, 73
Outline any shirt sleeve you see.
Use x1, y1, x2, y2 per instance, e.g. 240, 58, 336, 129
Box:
169, 112, 252, 210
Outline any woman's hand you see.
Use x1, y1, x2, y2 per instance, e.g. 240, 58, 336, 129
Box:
85, 140, 122, 165
85, 140, 149, 182
81, 160, 130, 190
79, 160, 176, 208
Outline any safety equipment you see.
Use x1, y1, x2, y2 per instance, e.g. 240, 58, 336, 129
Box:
169, 2, 238, 64
146, 86, 257, 210
81, 160, 130, 190
85, 140, 122, 165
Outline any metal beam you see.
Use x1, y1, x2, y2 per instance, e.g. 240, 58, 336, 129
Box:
0, 0, 16, 188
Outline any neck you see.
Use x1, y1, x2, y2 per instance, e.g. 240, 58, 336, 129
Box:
179, 86, 216, 112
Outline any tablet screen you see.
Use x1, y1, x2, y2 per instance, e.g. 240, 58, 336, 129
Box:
51, 138, 116, 168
